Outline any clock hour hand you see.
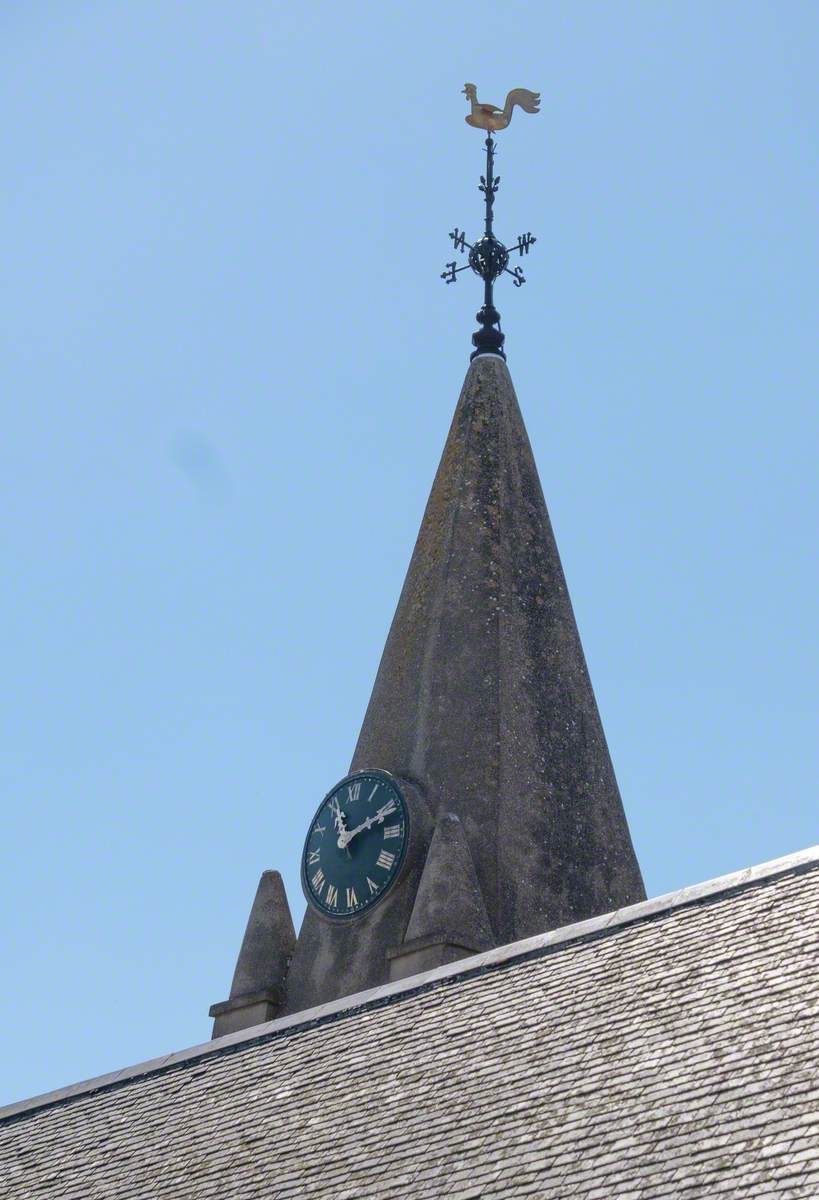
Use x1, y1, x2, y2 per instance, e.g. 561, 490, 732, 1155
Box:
337, 799, 398, 850
330, 798, 348, 838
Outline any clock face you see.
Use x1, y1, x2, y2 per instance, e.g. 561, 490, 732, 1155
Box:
301, 771, 409, 919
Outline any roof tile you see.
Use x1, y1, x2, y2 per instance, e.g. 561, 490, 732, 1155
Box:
2, 856, 818, 1198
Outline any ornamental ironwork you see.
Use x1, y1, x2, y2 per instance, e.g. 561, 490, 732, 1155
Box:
442, 84, 540, 361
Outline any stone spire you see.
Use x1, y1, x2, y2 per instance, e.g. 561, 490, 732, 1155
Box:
388, 812, 493, 981
281, 354, 645, 1014
209, 871, 295, 1037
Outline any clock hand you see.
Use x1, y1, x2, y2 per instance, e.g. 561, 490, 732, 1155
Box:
330, 798, 349, 842
337, 818, 369, 848
373, 798, 398, 823
338, 800, 398, 849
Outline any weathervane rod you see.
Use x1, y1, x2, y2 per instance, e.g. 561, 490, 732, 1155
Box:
441, 83, 540, 361
484, 134, 495, 237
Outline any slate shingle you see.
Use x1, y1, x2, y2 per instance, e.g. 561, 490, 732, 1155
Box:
1, 854, 818, 1199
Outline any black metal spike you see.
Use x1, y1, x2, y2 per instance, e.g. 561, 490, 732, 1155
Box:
441, 131, 536, 361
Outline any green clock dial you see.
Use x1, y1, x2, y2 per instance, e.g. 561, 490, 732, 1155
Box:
301, 771, 409, 919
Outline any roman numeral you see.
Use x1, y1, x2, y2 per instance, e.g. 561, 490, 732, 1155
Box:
367, 784, 379, 804
313, 822, 326, 836
383, 825, 400, 840
311, 868, 325, 894
380, 798, 397, 817
376, 849, 395, 871
308, 849, 321, 865
366, 876, 379, 895
346, 887, 358, 909
347, 781, 361, 804
325, 884, 338, 908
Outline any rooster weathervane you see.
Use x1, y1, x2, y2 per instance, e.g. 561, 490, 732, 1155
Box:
442, 83, 540, 360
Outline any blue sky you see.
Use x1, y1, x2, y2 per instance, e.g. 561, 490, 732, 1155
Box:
1, 1, 817, 1104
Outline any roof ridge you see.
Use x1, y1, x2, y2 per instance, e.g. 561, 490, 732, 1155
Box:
3, 842, 817, 1124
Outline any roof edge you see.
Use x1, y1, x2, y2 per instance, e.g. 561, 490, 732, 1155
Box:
3, 842, 818, 1123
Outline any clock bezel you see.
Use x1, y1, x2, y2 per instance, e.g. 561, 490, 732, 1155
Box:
300, 769, 411, 922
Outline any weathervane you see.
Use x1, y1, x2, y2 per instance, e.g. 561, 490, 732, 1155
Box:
442, 83, 540, 360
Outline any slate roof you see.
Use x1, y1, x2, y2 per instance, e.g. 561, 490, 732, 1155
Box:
3, 846, 819, 1199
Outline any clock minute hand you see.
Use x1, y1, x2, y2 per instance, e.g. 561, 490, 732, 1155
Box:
338, 800, 397, 849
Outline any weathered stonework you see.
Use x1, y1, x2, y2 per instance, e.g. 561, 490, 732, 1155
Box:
388, 811, 493, 981
282, 355, 644, 1012
209, 871, 294, 1037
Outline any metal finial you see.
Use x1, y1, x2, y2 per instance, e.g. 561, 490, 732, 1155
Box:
441, 85, 540, 360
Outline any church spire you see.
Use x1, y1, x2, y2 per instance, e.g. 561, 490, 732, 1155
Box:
281, 355, 645, 1014
212, 86, 644, 1031
351, 356, 644, 937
